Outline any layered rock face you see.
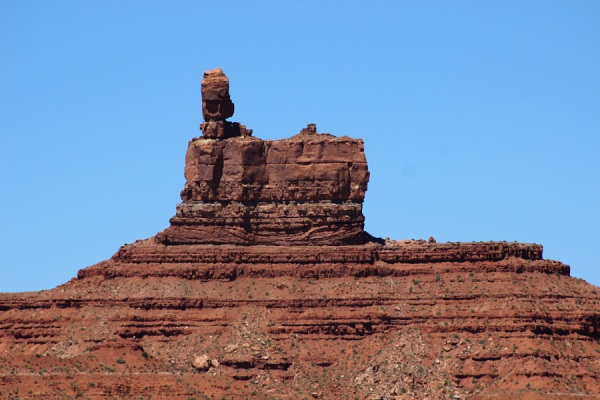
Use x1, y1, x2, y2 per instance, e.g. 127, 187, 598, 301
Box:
160, 68, 369, 246
156, 128, 369, 245
1, 69, 600, 400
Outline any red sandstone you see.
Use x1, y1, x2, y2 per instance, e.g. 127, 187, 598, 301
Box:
1, 69, 599, 399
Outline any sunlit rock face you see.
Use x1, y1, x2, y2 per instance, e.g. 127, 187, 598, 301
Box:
157, 126, 370, 246
160, 68, 371, 245
1, 68, 599, 400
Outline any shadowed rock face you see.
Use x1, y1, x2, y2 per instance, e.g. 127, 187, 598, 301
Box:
1, 70, 599, 400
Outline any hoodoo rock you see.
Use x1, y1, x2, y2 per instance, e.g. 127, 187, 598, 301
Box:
1, 69, 599, 399
199, 68, 251, 139
201, 67, 234, 121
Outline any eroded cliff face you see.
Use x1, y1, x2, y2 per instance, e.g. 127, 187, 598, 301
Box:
157, 130, 369, 246
1, 70, 599, 399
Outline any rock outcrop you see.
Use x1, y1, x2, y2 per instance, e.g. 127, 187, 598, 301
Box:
1, 69, 599, 400
159, 69, 369, 246
199, 68, 251, 139
156, 126, 369, 246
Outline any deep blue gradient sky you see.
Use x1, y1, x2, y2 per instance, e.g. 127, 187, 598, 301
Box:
1, 1, 599, 292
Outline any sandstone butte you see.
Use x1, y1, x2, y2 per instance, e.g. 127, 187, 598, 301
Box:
1, 68, 599, 400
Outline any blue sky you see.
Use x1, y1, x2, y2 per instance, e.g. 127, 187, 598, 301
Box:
1, 1, 599, 292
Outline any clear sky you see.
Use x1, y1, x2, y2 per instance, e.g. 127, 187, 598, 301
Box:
1, 1, 599, 292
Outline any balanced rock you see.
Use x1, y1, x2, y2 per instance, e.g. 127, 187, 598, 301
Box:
201, 67, 234, 121
199, 68, 252, 139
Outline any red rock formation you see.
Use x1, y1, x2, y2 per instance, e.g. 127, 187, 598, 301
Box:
1, 69, 599, 399
199, 68, 251, 139
157, 126, 369, 246
201, 67, 234, 121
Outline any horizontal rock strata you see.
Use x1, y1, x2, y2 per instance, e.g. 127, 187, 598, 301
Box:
1, 121, 598, 398
1, 243, 598, 399
1, 69, 599, 399
157, 132, 370, 245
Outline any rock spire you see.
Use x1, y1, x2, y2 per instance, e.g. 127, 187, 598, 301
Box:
157, 68, 370, 245
199, 68, 252, 139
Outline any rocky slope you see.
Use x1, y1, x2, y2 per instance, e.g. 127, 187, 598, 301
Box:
1, 69, 599, 400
